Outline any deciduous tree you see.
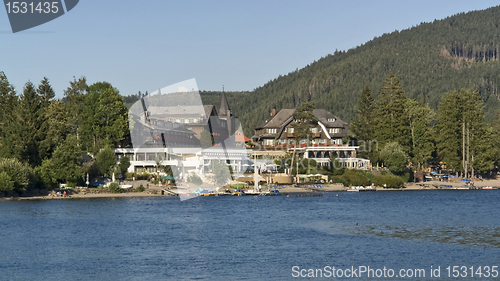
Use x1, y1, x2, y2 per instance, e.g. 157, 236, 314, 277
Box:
95, 146, 116, 177
379, 142, 409, 174
51, 135, 83, 184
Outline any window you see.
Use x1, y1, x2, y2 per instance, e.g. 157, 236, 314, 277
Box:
328, 118, 336, 122
188, 118, 194, 123
265, 139, 274, 146
266, 128, 277, 134
331, 139, 343, 145
288, 127, 294, 134
329, 128, 340, 134
311, 128, 318, 133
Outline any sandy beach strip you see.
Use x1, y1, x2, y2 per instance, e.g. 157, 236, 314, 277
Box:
2, 179, 499, 201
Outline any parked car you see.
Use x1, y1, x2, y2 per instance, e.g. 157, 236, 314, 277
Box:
89, 181, 106, 187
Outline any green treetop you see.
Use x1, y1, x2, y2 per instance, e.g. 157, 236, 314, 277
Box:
405, 99, 435, 170
79, 82, 129, 153
351, 84, 375, 160
373, 73, 411, 156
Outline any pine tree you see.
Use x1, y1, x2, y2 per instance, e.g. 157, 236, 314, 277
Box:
461, 89, 493, 173
436, 89, 492, 172
351, 85, 375, 159
63, 77, 88, 136
435, 91, 463, 170
3, 82, 44, 167
373, 73, 411, 156
36, 77, 56, 160
37, 77, 55, 105
0, 72, 18, 158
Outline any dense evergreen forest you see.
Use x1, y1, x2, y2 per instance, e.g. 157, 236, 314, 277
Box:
199, 5, 500, 137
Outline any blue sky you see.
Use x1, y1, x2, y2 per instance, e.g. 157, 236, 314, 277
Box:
1, 0, 499, 98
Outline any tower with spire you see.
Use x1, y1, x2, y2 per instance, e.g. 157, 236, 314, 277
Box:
218, 90, 232, 118
217, 86, 235, 137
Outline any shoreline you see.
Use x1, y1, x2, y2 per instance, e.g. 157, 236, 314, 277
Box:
1, 179, 497, 201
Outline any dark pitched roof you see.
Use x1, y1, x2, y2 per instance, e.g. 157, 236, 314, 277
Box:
312, 109, 348, 128
204, 105, 216, 117
256, 108, 347, 129
256, 109, 295, 129
218, 92, 231, 116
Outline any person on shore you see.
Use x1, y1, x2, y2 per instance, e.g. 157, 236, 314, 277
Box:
56, 191, 61, 197
63, 191, 66, 198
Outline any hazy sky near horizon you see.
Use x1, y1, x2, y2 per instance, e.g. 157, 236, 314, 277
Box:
1, 0, 499, 98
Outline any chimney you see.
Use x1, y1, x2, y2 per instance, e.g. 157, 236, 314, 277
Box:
271, 108, 276, 117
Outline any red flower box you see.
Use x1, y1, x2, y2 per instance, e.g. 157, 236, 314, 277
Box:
301, 143, 307, 147
313, 143, 318, 147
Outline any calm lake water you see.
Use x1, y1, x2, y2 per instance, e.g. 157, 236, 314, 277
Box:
1, 190, 499, 280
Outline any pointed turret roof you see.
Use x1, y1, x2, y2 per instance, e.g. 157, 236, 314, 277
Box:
219, 91, 231, 117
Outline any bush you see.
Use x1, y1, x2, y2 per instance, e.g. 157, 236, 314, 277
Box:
374, 175, 405, 188
380, 142, 409, 174
0, 171, 14, 192
36, 159, 57, 189
330, 169, 371, 187
125, 172, 135, 180
135, 172, 150, 180
136, 184, 145, 192
398, 171, 411, 183
108, 182, 121, 193
330, 175, 349, 187
66, 181, 76, 188
343, 170, 370, 186
0, 158, 33, 192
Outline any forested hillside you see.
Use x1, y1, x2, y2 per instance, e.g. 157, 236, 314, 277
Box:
203, 5, 500, 137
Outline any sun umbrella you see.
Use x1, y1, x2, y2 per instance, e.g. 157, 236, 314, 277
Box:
161, 175, 176, 180
461, 179, 470, 182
